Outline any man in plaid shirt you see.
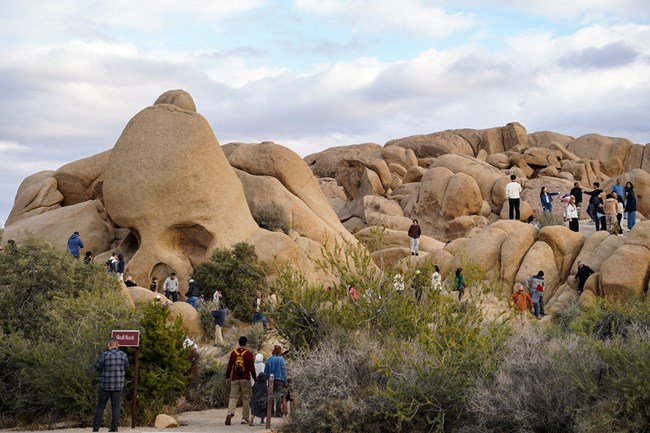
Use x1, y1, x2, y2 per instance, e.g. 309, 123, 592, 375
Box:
92, 338, 129, 432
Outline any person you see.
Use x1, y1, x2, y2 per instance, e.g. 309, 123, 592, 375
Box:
185, 278, 201, 308
106, 253, 119, 276
149, 277, 158, 292
252, 290, 268, 331
254, 353, 265, 380
540, 186, 559, 213
393, 273, 405, 295
67, 231, 84, 259
527, 215, 540, 229
574, 261, 595, 293
595, 192, 607, 231
407, 219, 421, 256
211, 304, 226, 347
624, 182, 637, 231
505, 175, 522, 220
511, 283, 533, 320
569, 182, 583, 216
163, 272, 179, 302
84, 251, 94, 265
611, 178, 625, 204
116, 254, 125, 281
455, 268, 466, 300
616, 197, 624, 235
264, 345, 287, 418
213, 289, 223, 304
249, 372, 268, 426
587, 182, 603, 224
348, 285, 359, 301
604, 193, 618, 233
412, 270, 424, 303
526, 271, 545, 317
124, 276, 137, 287
92, 338, 129, 432
431, 265, 442, 292
565, 196, 579, 232
7, 239, 18, 254
225, 336, 256, 425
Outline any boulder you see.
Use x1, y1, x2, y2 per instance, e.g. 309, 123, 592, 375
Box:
336, 159, 385, 220
366, 213, 412, 231
371, 247, 413, 268
342, 217, 366, 233
385, 131, 475, 158
403, 166, 427, 183
623, 143, 645, 172
3, 200, 112, 256
389, 173, 403, 191
498, 200, 533, 222
509, 154, 534, 178
559, 160, 598, 187
538, 166, 559, 177
381, 146, 418, 169
571, 231, 625, 274
363, 195, 404, 218
5, 171, 63, 225
128, 286, 160, 305
486, 153, 511, 169
527, 131, 574, 148
625, 220, 650, 249
566, 134, 632, 177
432, 154, 504, 206
168, 301, 203, 340
520, 176, 575, 218
480, 127, 505, 154
500, 224, 537, 292
601, 169, 650, 217
545, 283, 578, 315
154, 414, 179, 429
514, 241, 560, 298
102, 92, 259, 289
53, 150, 111, 206
304, 143, 381, 178
503, 122, 529, 151
154, 89, 196, 112
318, 178, 347, 218
539, 225, 586, 280
600, 244, 650, 299
355, 227, 444, 253
388, 163, 407, 178
452, 225, 509, 280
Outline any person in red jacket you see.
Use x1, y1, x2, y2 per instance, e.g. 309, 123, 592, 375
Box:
225, 336, 257, 425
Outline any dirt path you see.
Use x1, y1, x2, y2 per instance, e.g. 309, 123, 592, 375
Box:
0, 408, 285, 433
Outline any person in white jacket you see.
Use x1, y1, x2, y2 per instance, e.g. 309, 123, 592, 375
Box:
431, 265, 442, 291
564, 196, 579, 232
252, 353, 265, 386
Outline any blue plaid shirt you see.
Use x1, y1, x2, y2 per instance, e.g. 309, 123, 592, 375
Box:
94, 348, 129, 391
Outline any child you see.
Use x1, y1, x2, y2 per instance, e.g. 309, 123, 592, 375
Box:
249, 372, 268, 426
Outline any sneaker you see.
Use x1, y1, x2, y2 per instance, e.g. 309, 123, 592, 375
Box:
225, 413, 232, 425
260, 420, 265, 425
241, 419, 248, 424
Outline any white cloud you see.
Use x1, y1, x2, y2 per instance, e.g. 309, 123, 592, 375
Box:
294, 0, 474, 37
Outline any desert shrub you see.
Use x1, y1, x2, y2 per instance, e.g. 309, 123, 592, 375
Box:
282, 332, 389, 433
254, 203, 289, 234
133, 303, 191, 424
537, 212, 564, 228
197, 300, 219, 342
567, 298, 650, 340
184, 355, 230, 410
193, 243, 266, 321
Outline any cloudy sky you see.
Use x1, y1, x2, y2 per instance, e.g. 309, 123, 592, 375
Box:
1, 0, 649, 225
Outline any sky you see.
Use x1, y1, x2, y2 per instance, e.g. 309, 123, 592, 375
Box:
1, 0, 649, 226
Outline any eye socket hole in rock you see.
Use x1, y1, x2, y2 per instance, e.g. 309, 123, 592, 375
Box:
151, 263, 175, 292
116, 230, 140, 262
164, 224, 214, 268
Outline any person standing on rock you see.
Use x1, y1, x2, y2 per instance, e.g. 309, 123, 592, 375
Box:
505, 175, 522, 220
564, 196, 579, 232
225, 336, 256, 425
526, 271, 545, 317
211, 304, 226, 348
595, 192, 607, 231
569, 182, 583, 216
408, 219, 421, 256
611, 178, 625, 204
540, 187, 559, 213
624, 182, 637, 231
92, 338, 129, 432
149, 277, 158, 292
163, 272, 179, 302
116, 253, 125, 282
67, 231, 84, 259
252, 290, 268, 331
574, 261, 595, 293
587, 182, 602, 225
185, 278, 201, 309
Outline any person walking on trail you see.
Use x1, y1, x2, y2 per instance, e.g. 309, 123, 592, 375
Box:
264, 345, 287, 418
408, 219, 421, 256
506, 175, 522, 220
511, 283, 534, 321
252, 290, 268, 331
211, 304, 226, 348
67, 231, 84, 259
225, 336, 256, 425
92, 338, 128, 432
185, 278, 201, 308
526, 271, 546, 317
574, 261, 595, 293
455, 268, 466, 300
249, 372, 268, 426
163, 272, 179, 302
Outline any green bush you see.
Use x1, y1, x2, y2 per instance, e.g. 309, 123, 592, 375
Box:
254, 203, 289, 234
193, 243, 267, 321
185, 355, 230, 410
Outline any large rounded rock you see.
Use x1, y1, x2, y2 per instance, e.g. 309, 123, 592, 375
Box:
522, 147, 561, 168
385, 131, 475, 158
3, 200, 112, 256
304, 143, 381, 178
433, 154, 503, 206
601, 169, 650, 217
600, 244, 650, 299
102, 92, 259, 288
381, 146, 418, 169
440, 173, 483, 218
5, 171, 63, 225
539, 225, 586, 280
154, 89, 196, 112
356, 227, 444, 253
528, 131, 574, 148
335, 160, 385, 220
503, 122, 529, 151
168, 301, 203, 340
515, 241, 560, 298
452, 225, 509, 280
566, 134, 633, 177
403, 166, 427, 183
486, 153, 511, 169
498, 200, 533, 222
571, 231, 625, 274
53, 150, 111, 206
500, 224, 537, 291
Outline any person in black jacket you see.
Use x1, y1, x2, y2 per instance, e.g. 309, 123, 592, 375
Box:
575, 261, 595, 293
624, 182, 637, 231
408, 219, 421, 256
569, 182, 583, 216
185, 278, 201, 309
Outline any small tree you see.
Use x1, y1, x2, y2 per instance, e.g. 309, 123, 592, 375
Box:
193, 243, 266, 321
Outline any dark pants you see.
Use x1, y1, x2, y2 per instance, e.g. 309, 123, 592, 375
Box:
273, 380, 285, 417
539, 295, 545, 315
616, 214, 623, 234
165, 290, 178, 302
597, 215, 607, 231
569, 218, 579, 232
252, 312, 267, 331
508, 198, 520, 220
93, 389, 121, 431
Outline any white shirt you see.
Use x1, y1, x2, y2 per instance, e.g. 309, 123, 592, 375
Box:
431, 272, 442, 291
505, 181, 522, 199
565, 204, 578, 219
163, 277, 179, 292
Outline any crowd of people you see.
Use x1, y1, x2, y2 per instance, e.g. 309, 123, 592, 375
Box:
505, 177, 639, 234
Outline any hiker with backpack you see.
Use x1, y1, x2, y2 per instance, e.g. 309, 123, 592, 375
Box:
225, 336, 257, 425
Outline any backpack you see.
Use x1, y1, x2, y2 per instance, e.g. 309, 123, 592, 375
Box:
233, 348, 248, 375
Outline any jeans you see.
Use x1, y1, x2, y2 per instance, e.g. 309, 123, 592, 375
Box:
410, 237, 419, 254
508, 198, 520, 220
252, 312, 267, 331
93, 389, 121, 431
628, 212, 636, 230
186, 296, 199, 308
165, 290, 178, 302
586, 204, 596, 222
533, 301, 540, 317
273, 380, 285, 417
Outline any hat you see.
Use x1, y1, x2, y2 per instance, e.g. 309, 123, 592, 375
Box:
255, 353, 264, 362
415, 270, 421, 275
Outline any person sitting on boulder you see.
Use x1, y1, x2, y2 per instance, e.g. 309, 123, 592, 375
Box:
124, 276, 137, 287
574, 261, 595, 293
